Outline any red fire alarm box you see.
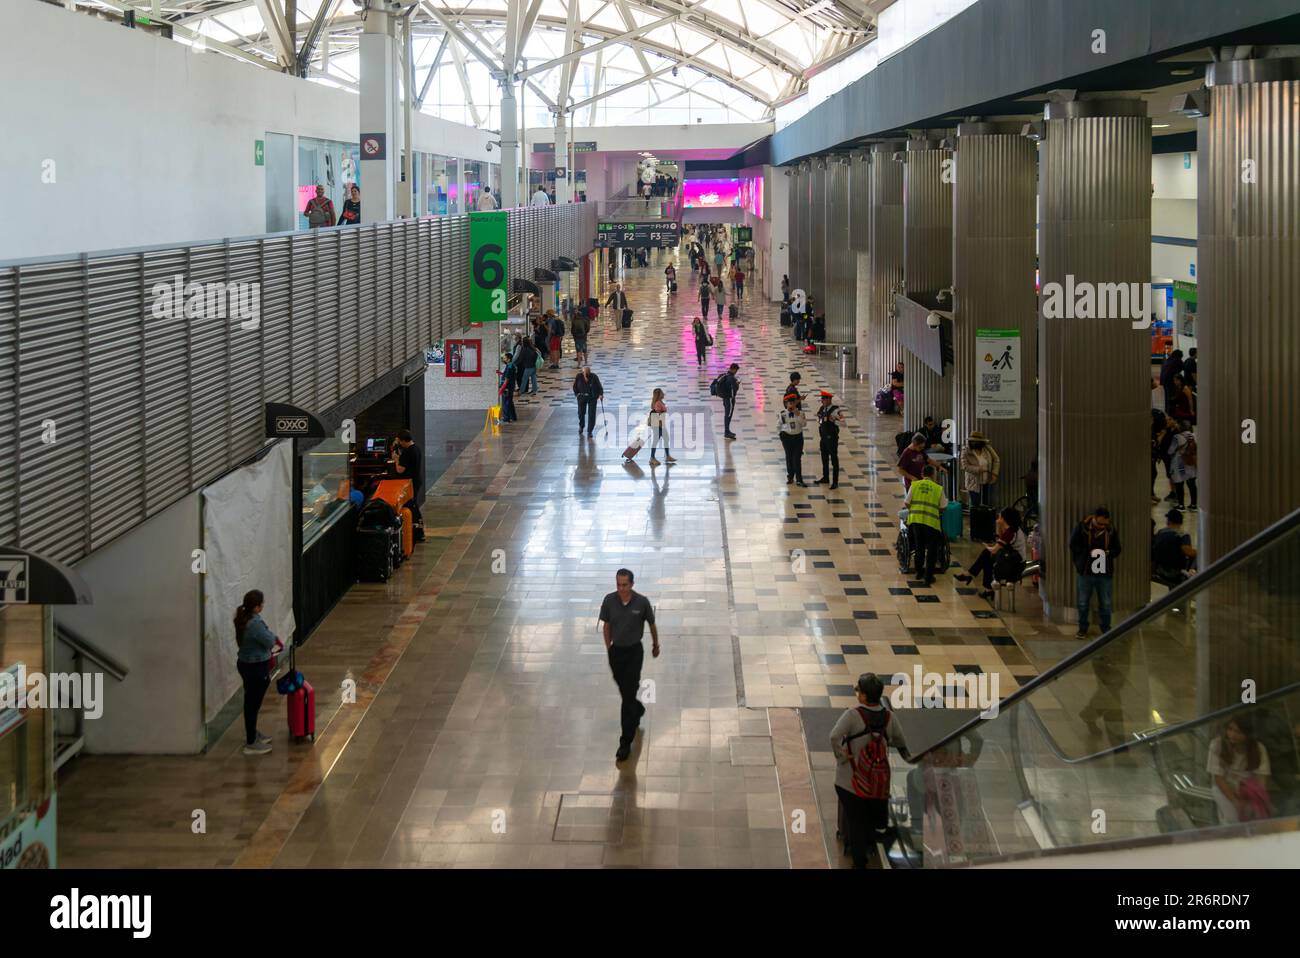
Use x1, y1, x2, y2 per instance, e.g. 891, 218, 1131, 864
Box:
446, 339, 482, 377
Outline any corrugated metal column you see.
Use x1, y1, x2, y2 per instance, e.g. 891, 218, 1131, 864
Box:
952, 121, 1038, 504
866, 143, 905, 390
824, 157, 853, 346
850, 152, 871, 365
1038, 99, 1151, 624
902, 138, 953, 434
787, 165, 803, 301
1198, 56, 1300, 705
810, 159, 827, 313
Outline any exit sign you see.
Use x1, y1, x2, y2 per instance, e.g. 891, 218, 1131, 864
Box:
254, 140, 265, 166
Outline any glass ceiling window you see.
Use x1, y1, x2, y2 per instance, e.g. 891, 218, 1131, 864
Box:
107, 0, 879, 129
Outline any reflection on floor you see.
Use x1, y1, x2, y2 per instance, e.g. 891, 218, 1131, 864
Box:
58, 245, 1116, 869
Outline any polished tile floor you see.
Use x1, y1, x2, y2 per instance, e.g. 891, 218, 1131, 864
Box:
59, 244, 1088, 869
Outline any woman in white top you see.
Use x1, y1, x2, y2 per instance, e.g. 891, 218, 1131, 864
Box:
779, 394, 808, 486
647, 388, 675, 467
959, 431, 1001, 509
1208, 715, 1272, 824
1168, 421, 1198, 510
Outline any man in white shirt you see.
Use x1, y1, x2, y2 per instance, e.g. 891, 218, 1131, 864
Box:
530, 187, 550, 207
476, 187, 498, 211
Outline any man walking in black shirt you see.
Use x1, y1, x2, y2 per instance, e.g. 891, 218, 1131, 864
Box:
390, 428, 424, 542
599, 569, 660, 763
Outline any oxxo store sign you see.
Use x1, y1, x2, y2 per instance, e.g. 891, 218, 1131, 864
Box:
264, 403, 328, 439
469, 211, 508, 323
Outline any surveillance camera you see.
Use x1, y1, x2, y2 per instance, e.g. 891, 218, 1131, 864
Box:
672, 66, 678, 77
926, 311, 942, 329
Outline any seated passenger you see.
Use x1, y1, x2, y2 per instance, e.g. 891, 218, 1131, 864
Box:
1208, 715, 1273, 824
1151, 508, 1196, 583
954, 507, 1026, 600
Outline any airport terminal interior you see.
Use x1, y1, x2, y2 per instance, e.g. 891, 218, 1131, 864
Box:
2, 0, 1299, 874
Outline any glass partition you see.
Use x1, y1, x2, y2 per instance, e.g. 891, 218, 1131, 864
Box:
417, 152, 460, 215
889, 511, 1300, 866
301, 437, 356, 548
463, 160, 485, 209
297, 136, 361, 230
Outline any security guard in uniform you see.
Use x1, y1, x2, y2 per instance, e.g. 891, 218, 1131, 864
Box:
904, 464, 948, 585
814, 390, 845, 489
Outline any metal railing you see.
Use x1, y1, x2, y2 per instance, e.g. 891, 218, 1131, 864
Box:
0, 203, 598, 568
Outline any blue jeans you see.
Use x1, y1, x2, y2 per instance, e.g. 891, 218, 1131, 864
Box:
1076, 575, 1113, 632
520, 365, 538, 394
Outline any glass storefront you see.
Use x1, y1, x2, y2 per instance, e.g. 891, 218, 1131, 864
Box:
297, 137, 361, 231
463, 160, 485, 210
301, 437, 356, 547
415, 152, 461, 216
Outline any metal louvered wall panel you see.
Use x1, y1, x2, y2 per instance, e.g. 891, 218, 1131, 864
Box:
823, 160, 854, 345
901, 142, 954, 434
1037, 103, 1151, 623
866, 144, 905, 389
952, 125, 1038, 507
0, 205, 596, 566
810, 162, 827, 310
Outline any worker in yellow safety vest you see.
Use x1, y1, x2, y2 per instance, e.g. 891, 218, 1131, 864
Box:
904, 464, 948, 585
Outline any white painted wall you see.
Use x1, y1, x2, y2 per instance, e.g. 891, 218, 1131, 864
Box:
2, 2, 494, 261
565, 123, 772, 154
56, 492, 205, 754
425, 327, 502, 412
1150, 151, 1198, 284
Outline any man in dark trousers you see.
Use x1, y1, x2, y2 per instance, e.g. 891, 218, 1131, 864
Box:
605, 283, 629, 317
573, 365, 604, 438
718, 363, 740, 440
389, 428, 424, 542
599, 569, 660, 763
1069, 506, 1121, 639
815, 390, 845, 488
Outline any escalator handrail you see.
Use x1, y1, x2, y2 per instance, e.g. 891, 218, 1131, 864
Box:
1020, 677, 1300, 767
907, 503, 1300, 763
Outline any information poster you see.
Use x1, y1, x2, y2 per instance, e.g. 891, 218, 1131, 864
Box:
469, 211, 508, 323
975, 329, 1021, 420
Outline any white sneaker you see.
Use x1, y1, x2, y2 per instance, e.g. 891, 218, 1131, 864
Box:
255, 731, 272, 745
243, 741, 272, 755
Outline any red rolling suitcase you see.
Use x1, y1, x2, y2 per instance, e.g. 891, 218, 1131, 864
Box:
288, 680, 315, 743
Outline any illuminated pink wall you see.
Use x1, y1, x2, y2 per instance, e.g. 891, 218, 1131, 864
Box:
682, 179, 742, 208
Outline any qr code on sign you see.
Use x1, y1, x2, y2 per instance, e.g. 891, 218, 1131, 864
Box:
982, 373, 1001, 391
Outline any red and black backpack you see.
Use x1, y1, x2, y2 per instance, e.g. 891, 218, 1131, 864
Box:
845, 706, 892, 800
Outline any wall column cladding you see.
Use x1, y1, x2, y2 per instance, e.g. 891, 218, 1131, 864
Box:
1038, 99, 1151, 624
850, 152, 872, 364
1198, 56, 1300, 706
810, 159, 828, 311
901, 138, 953, 434
866, 142, 905, 390
824, 157, 854, 346
952, 122, 1038, 506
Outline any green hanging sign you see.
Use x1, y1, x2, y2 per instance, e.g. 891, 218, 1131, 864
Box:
469, 211, 508, 323
1173, 280, 1197, 304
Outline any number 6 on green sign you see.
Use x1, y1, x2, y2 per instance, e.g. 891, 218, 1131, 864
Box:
469, 211, 509, 323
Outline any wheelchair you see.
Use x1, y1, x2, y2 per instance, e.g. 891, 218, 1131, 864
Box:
895, 508, 951, 577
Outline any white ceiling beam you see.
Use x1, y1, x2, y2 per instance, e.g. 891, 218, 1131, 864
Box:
516, 12, 680, 79
416, 32, 451, 109
556, 0, 582, 108
585, 48, 603, 125
503, 0, 524, 75
568, 40, 716, 111
454, 17, 558, 111
448, 35, 486, 126
420, 1, 502, 74
251, 0, 295, 68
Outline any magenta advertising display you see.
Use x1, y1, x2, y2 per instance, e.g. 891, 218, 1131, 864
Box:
682, 178, 743, 208
739, 176, 764, 218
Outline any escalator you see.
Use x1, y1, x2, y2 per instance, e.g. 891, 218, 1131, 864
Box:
883, 506, 1300, 867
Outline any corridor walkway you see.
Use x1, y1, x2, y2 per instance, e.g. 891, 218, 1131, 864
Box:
58, 243, 1072, 869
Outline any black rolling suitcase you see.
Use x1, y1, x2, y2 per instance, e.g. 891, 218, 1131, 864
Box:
729, 303, 739, 319
356, 499, 399, 581
669, 280, 678, 292
621, 308, 634, 328
780, 306, 791, 326
970, 504, 997, 543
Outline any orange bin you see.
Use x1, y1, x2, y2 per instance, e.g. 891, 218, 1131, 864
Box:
372, 480, 414, 559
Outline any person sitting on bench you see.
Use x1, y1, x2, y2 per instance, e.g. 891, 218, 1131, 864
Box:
955, 507, 1027, 600
1152, 508, 1197, 585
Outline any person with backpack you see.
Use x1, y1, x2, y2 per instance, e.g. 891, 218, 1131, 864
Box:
711, 363, 740, 440
1069, 506, 1121, 639
698, 276, 712, 317
829, 673, 908, 868
691, 316, 712, 367
814, 390, 844, 489
1168, 420, 1198, 510
546, 310, 565, 369
570, 306, 591, 368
